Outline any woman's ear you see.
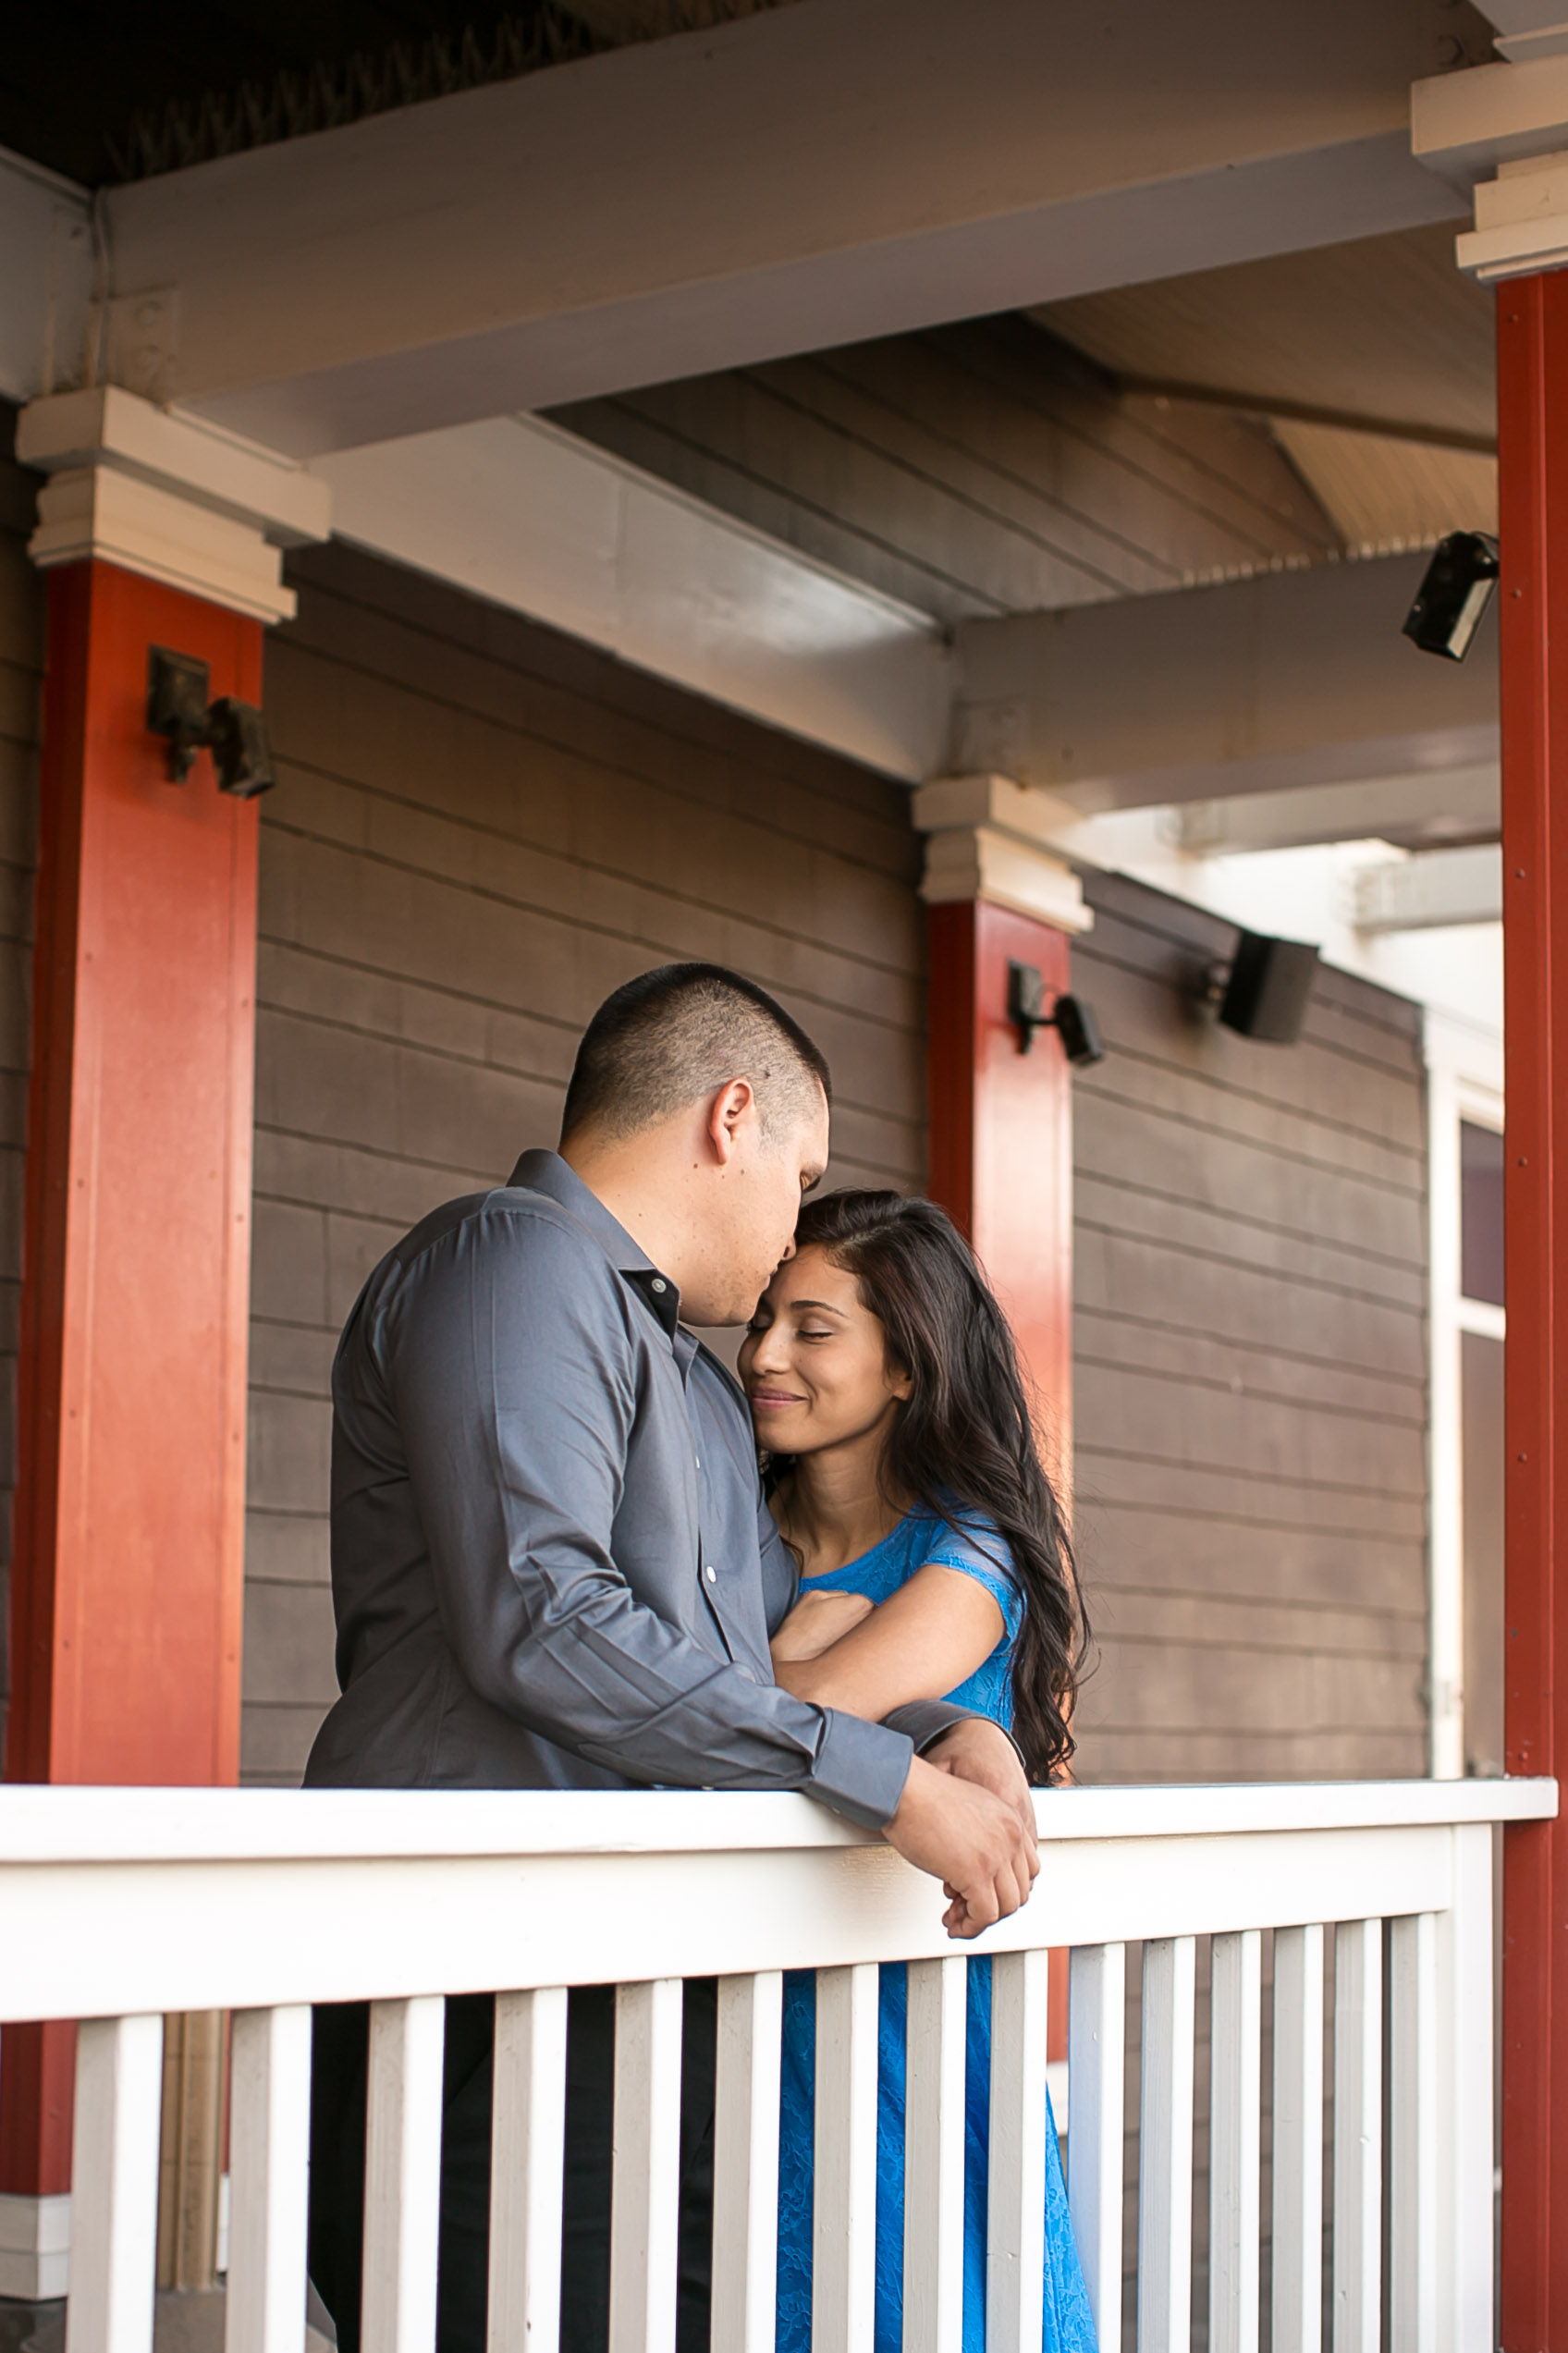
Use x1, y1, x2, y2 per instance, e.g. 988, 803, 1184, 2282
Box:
885, 1354, 913, 1403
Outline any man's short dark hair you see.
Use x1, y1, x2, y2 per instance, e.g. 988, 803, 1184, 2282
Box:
559, 963, 831, 1146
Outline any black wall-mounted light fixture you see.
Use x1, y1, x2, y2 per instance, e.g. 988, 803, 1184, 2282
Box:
146, 645, 276, 797
1205, 929, 1319, 1045
1009, 960, 1106, 1064
1402, 531, 1500, 662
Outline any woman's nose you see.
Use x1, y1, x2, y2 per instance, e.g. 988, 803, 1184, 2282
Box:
749, 1322, 789, 1370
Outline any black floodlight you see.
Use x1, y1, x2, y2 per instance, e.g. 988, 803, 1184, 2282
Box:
1211, 930, 1319, 1045
206, 697, 276, 798
145, 645, 211, 779
1008, 961, 1107, 1064
1403, 531, 1500, 662
147, 646, 276, 796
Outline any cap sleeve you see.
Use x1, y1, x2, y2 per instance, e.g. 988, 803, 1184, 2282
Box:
913, 1513, 1023, 1646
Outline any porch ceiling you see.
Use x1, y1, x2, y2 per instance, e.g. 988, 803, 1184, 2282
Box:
1034, 221, 1501, 558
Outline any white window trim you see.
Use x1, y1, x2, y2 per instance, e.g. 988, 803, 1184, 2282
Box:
1425, 1009, 1504, 1780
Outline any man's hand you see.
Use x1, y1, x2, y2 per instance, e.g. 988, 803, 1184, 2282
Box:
923, 1717, 1039, 1854
884, 1754, 1036, 1940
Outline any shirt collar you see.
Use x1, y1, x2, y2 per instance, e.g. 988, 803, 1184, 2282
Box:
507, 1149, 683, 1339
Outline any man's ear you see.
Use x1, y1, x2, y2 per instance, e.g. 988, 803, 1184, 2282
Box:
705, 1077, 757, 1166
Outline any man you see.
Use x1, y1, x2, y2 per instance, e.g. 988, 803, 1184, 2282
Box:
305, 962, 1037, 2353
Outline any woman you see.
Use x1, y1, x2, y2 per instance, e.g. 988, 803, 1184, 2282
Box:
738, 1188, 1095, 2353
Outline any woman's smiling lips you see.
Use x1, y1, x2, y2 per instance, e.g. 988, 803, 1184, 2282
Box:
748, 1388, 803, 1411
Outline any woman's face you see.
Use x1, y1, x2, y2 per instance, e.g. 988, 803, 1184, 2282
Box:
739, 1244, 910, 1457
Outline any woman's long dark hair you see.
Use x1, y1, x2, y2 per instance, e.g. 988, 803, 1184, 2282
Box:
773, 1189, 1088, 1783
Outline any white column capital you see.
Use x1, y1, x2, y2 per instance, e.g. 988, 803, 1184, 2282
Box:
912, 773, 1094, 935
1414, 55, 1568, 280
15, 386, 330, 624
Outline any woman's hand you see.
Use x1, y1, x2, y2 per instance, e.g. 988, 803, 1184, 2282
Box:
769, 1589, 876, 1663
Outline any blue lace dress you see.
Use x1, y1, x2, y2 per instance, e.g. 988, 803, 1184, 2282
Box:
774, 1509, 1097, 2353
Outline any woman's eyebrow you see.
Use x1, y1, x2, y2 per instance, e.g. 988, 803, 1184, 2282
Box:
790, 1299, 847, 1315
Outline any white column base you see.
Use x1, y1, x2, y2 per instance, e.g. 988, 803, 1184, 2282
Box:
0, 2194, 70, 2305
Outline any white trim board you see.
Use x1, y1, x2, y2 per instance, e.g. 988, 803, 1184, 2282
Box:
312, 415, 952, 782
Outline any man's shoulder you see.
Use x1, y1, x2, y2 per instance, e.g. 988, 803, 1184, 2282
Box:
391, 1182, 601, 1273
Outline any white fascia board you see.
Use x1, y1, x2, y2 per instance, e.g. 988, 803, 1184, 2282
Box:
93, 0, 1464, 456
953, 553, 1498, 815
312, 416, 951, 782
0, 144, 92, 405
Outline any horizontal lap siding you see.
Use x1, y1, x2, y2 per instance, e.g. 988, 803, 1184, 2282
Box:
244, 541, 925, 1783
1069, 869, 1428, 1785
550, 318, 1337, 627
0, 416, 38, 1760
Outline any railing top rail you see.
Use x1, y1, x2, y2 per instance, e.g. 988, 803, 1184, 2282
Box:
0, 1776, 1551, 1864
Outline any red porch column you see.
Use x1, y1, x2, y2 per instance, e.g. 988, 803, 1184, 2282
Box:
914, 776, 1093, 2059
914, 774, 1089, 1475
0, 391, 326, 2234
1498, 270, 1568, 2345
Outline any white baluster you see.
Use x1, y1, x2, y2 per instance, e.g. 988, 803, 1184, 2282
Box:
988, 1947, 1049, 2353
362, 1995, 447, 2353
904, 1956, 968, 2353
1436, 1826, 1495, 2353
1270, 1924, 1325, 2353
1138, 1936, 1195, 2353
812, 1964, 879, 2353
712, 1973, 783, 2353
488, 1988, 569, 2353
67, 2014, 165, 2353
226, 2006, 312, 2353
1390, 1913, 1439, 2353
1332, 1920, 1382, 2353
1208, 1930, 1261, 2353
1068, 1943, 1125, 2353
609, 1979, 684, 2353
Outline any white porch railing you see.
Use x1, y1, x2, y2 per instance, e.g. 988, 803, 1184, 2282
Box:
0, 1777, 1553, 2353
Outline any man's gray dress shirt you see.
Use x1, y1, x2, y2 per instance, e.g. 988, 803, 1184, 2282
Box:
306, 1151, 955, 1826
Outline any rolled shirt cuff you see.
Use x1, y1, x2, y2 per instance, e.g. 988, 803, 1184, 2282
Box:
884, 1699, 1029, 1774
808, 1708, 913, 1829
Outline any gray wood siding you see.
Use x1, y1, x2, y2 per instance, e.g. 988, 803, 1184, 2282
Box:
0, 413, 39, 1760
1069, 870, 1429, 1785
551, 318, 1339, 627
243, 541, 927, 1783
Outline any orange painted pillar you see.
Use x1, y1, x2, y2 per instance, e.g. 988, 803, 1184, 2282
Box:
925, 897, 1074, 1476
917, 778, 1086, 1475
0, 557, 261, 2199
917, 778, 1092, 2059
1497, 270, 1568, 2347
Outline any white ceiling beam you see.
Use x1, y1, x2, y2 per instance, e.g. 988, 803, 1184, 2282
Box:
0, 148, 91, 407
953, 553, 1498, 815
1162, 765, 1500, 854
1348, 843, 1503, 931
87, 0, 1464, 457
313, 415, 951, 781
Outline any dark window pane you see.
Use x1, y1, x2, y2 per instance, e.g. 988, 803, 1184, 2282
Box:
1463, 1329, 1506, 1779
1462, 1120, 1505, 1307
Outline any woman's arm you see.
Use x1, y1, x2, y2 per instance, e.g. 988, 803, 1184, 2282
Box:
770, 1564, 1006, 1718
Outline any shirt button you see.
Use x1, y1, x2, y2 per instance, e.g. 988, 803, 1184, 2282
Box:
704, 1565, 717, 1584
651, 1277, 668, 1293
